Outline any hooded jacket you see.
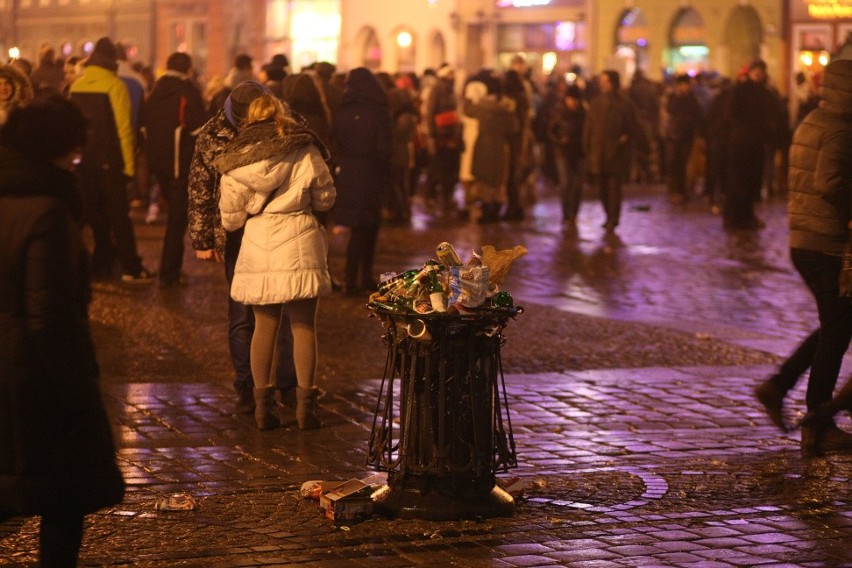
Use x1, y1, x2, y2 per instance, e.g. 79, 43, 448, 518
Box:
332, 68, 392, 228
216, 121, 336, 305
69, 63, 136, 177
0, 146, 125, 517
0, 65, 34, 126
788, 59, 852, 254
140, 71, 207, 178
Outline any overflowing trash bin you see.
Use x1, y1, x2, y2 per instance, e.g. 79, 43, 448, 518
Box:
366, 243, 524, 520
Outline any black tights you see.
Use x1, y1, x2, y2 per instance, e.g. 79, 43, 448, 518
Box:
40, 512, 84, 567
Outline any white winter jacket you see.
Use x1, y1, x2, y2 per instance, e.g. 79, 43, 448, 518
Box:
219, 145, 336, 305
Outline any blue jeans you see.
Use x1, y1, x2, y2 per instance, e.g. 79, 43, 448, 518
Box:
225, 228, 297, 393
790, 248, 852, 410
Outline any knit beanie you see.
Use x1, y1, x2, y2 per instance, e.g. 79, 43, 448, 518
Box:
224, 80, 271, 128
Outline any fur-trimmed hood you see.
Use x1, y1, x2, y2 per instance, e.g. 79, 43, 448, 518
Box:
213, 120, 328, 175
0, 64, 35, 113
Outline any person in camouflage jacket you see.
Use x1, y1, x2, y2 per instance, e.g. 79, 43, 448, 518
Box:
187, 81, 297, 413
188, 108, 232, 259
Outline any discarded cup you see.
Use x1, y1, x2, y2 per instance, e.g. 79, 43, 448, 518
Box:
405, 319, 432, 341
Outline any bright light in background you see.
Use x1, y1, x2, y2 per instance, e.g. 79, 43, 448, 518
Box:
291, 1, 340, 67
555, 21, 576, 51
291, 10, 340, 40
496, 0, 550, 6
818, 51, 830, 65
397, 31, 412, 48
8, 46, 20, 60
542, 51, 557, 74
800, 51, 814, 66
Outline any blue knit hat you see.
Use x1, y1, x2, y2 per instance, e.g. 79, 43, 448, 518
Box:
224, 80, 271, 127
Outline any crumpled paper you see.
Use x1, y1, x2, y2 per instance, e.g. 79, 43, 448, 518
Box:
481, 245, 527, 285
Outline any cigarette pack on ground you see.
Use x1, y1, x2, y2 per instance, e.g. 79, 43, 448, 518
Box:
319, 479, 374, 521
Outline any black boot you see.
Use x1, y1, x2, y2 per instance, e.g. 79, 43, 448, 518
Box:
799, 407, 852, 457
754, 378, 787, 432
234, 383, 254, 415
275, 387, 297, 426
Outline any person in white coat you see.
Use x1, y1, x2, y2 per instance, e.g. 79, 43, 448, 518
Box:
215, 94, 336, 430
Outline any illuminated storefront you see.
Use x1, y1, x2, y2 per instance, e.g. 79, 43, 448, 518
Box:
614, 7, 649, 78
493, 0, 587, 77
789, 0, 852, 79
667, 7, 708, 76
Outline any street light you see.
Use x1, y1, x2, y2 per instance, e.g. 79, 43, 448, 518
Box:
397, 31, 412, 48
8, 46, 20, 60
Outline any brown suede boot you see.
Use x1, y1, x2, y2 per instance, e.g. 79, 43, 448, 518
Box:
296, 386, 322, 430
275, 387, 297, 426
253, 387, 281, 430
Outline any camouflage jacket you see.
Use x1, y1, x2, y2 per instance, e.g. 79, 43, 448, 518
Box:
188, 110, 236, 255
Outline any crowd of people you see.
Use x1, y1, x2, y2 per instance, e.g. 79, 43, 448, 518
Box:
1, 35, 851, 565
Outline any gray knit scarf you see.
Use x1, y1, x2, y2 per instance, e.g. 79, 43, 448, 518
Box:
213, 120, 329, 174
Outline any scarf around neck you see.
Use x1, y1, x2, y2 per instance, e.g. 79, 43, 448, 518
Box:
213, 120, 328, 175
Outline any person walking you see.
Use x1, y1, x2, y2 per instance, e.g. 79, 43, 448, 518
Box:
663, 74, 704, 204
139, 52, 207, 288
332, 67, 392, 295
0, 96, 125, 567
719, 60, 780, 230
68, 36, 153, 282
188, 81, 299, 416
754, 58, 852, 456
387, 82, 419, 223
422, 64, 462, 213
547, 84, 586, 227
464, 74, 518, 224
216, 94, 336, 430
583, 70, 646, 234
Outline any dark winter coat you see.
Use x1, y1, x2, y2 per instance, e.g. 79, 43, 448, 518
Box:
664, 90, 704, 142
140, 71, 207, 179
188, 110, 236, 255
547, 102, 585, 165
722, 80, 778, 151
583, 91, 645, 177
788, 59, 852, 255
0, 146, 124, 518
464, 95, 518, 188
332, 68, 392, 228
281, 73, 334, 155
388, 87, 418, 171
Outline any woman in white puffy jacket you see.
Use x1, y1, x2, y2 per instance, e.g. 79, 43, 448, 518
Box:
215, 94, 336, 430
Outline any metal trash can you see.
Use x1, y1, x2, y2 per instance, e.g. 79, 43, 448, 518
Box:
367, 307, 520, 520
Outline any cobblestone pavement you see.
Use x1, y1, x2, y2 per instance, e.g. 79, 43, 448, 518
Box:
1, 185, 850, 567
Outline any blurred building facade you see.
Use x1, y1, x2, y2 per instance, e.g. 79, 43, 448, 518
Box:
2, 0, 852, 93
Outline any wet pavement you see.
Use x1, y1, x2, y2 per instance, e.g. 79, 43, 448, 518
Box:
1, 183, 851, 567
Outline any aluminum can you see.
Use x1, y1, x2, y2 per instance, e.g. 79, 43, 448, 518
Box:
436, 242, 462, 267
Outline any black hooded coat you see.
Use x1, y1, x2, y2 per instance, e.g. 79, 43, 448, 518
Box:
332, 68, 392, 228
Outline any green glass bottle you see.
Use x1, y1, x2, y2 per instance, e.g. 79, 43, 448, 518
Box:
428, 269, 447, 313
